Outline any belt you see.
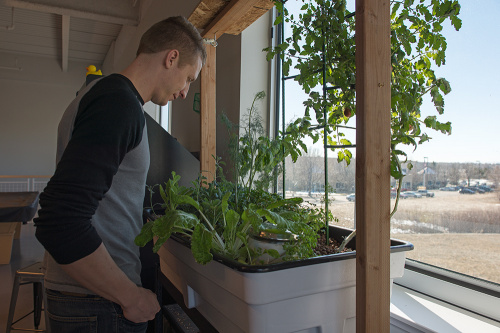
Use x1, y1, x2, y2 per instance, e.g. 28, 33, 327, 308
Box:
60, 291, 91, 297
50, 289, 93, 297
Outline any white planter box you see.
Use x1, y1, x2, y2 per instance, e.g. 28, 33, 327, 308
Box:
158, 226, 412, 333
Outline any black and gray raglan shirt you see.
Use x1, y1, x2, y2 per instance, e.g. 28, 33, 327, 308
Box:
34, 74, 150, 294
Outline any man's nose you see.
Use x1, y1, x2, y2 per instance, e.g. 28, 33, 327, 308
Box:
179, 84, 190, 99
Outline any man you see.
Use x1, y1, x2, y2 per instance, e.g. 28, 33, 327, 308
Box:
34, 16, 206, 332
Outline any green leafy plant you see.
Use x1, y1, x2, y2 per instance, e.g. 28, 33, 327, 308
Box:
265, 0, 461, 188
221, 91, 308, 191
136, 92, 326, 265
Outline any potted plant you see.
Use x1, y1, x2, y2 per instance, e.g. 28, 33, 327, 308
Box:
136, 92, 413, 333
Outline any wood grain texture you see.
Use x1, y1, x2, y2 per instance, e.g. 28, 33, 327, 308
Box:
188, 0, 229, 30
188, 0, 274, 37
200, 45, 216, 182
354, 0, 392, 331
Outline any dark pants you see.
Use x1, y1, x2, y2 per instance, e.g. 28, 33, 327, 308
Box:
46, 289, 148, 333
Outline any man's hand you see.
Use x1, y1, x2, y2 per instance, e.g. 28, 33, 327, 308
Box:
121, 287, 160, 323
60, 243, 160, 323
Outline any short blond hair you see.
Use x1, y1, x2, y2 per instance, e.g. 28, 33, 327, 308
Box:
137, 16, 206, 66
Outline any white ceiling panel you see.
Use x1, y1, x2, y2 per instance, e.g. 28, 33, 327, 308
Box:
0, 1, 132, 71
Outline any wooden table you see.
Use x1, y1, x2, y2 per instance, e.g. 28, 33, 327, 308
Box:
0, 192, 39, 264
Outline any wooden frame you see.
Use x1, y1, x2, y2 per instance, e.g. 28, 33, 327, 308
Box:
200, 45, 216, 180
192, 0, 274, 180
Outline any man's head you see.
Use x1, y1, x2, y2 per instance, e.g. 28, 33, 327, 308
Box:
137, 16, 207, 68
123, 16, 206, 105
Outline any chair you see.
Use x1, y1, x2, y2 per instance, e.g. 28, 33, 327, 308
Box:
6, 262, 50, 333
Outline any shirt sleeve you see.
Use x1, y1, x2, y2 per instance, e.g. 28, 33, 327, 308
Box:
35, 87, 145, 265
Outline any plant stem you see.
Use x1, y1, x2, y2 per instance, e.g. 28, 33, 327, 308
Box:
390, 150, 403, 218
198, 210, 226, 251
337, 229, 355, 253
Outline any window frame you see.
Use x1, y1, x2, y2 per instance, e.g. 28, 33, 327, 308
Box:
159, 102, 172, 133
271, 4, 500, 310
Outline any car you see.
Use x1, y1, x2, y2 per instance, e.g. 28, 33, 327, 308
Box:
417, 189, 435, 197
469, 186, 485, 194
478, 185, 493, 192
399, 192, 410, 199
402, 191, 422, 198
346, 194, 355, 202
439, 186, 457, 191
459, 188, 475, 194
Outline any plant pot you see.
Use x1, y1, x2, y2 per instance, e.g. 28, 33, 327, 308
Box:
247, 222, 296, 263
157, 225, 413, 333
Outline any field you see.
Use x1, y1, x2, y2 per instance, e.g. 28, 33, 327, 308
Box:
291, 190, 500, 284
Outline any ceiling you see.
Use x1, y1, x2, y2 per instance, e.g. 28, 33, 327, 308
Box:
0, 0, 141, 71
0, 0, 276, 72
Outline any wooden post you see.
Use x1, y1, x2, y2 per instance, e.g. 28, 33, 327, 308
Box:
192, 0, 275, 182
200, 44, 217, 181
355, 0, 391, 331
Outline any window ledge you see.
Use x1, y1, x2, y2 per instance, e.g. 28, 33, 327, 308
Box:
391, 284, 500, 333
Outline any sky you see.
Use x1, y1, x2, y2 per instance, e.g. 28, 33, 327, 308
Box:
282, 0, 500, 164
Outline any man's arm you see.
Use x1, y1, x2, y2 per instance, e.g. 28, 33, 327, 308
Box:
35, 81, 158, 321
62, 243, 160, 322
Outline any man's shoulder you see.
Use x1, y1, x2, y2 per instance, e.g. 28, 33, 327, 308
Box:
91, 74, 135, 96
81, 74, 142, 110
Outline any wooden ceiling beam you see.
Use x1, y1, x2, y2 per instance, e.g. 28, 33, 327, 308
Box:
189, 0, 274, 38
189, 0, 229, 32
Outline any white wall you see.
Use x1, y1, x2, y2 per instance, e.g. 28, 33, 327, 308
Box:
0, 53, 89, 175
240, 11, 273, 134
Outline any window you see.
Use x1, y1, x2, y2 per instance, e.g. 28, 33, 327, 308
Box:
274, 1, 500, 286
159, 102, 171, 133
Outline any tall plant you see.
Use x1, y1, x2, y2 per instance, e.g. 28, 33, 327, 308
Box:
222, 91, 307, 191
265, 0, 461, 183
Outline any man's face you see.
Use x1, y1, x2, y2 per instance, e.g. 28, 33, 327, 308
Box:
153, 53, 203, 106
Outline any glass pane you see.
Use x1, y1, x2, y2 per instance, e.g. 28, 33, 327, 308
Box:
388, 1, 500, 285
279, 1, 500, 284
279, 1, 356, 228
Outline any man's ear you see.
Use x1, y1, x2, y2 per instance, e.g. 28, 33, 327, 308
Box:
165, 49, 179, 69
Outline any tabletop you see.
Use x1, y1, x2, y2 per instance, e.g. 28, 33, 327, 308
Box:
0, 191, 40, 222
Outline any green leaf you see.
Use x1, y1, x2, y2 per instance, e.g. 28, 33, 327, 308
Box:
223, 209, 240, 243
221, 192, 231, 213
242, 207, 262, 231
175, 194, 201, 211
256, 208, 292, 230
264, 249, 281, 259
451, 16, 462, 30
159, 185, 169, 207
134, 221, 154, 247
152, 235, 169, 253
191, 224, 213, 264
151, 214, 175, 238
266, 197, 303, 210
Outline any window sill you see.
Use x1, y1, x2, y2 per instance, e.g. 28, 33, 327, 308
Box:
391, 284, 500, 332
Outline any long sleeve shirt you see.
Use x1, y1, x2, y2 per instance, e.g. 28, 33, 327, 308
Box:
34, 74, 150, 293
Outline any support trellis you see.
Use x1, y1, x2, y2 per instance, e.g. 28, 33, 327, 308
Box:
277, 4, 356, 241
